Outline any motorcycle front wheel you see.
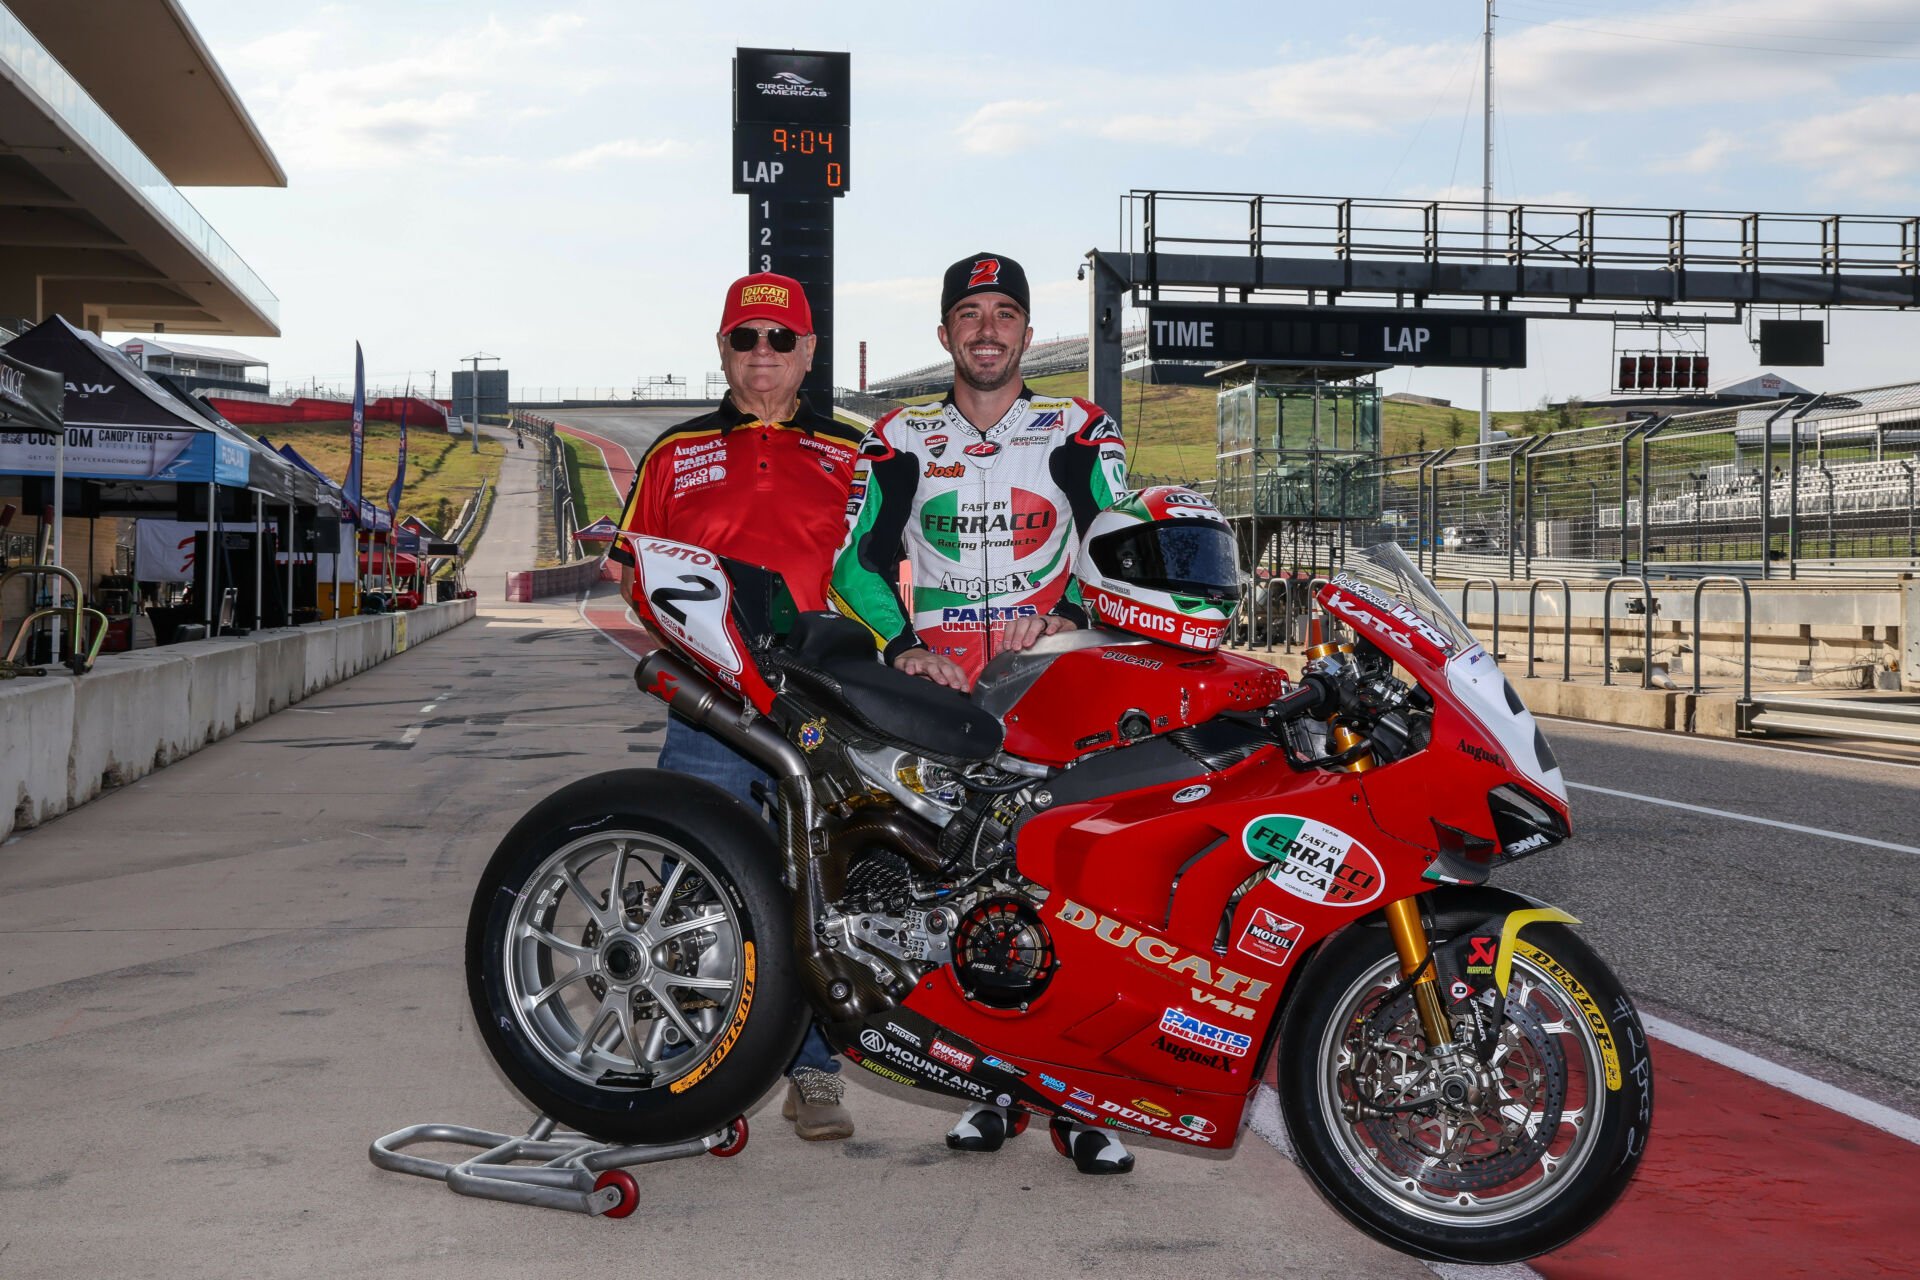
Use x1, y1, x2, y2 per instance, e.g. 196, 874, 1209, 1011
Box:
1277, 908, 1652, 1265
466, 770, 807, 1144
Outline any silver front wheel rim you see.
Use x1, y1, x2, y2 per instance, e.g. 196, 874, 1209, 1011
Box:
503, 831, 743, 1089
1316, 949, 1610, 1228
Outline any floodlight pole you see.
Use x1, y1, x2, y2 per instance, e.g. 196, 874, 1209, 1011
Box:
1479, 0, 1494, 491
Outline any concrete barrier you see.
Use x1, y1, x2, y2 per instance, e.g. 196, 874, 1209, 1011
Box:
1, 677, 72, 833
511, 556, 607, 601
66, 651, 191, 807
0, 597, 476, 845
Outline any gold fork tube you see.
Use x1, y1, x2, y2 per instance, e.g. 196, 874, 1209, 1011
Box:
1384, 897, 1452, 1048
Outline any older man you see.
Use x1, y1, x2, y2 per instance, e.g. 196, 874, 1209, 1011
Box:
608, 271, 862, 1141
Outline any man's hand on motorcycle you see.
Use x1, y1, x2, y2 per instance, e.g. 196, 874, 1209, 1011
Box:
1000, 613, 1075, 653
895, 646, 970, 690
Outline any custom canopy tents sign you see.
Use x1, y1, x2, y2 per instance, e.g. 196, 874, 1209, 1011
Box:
1, 317, 248, 486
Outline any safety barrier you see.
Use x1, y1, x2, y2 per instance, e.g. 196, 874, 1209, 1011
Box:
0, 598, 475, 843
1525, 578, 1573, 683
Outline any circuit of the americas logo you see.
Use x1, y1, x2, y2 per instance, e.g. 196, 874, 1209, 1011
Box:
756, 70, 828, 98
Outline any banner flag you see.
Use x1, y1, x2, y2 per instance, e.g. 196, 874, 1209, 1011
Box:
386, 385, 410, 517
343, 341, 366, 521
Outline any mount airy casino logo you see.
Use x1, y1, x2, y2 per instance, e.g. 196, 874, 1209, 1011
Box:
738, 283, 790, 309
756, 71, 828, 98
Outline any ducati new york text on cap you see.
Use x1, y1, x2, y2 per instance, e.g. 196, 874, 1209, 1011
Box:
941, 253, 1030, 318
720, 271, 814, 336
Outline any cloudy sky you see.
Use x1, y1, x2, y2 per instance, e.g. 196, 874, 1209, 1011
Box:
163, 0, 1920, 409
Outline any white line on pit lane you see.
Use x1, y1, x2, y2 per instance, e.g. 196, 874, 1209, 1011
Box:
1565, 780, 1920, 858
398, 725, 422, 745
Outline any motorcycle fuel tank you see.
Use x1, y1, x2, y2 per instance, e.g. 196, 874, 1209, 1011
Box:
974, 629, 1290, 767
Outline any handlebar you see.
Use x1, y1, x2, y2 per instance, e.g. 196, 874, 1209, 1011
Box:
1265, 672, 1338, 724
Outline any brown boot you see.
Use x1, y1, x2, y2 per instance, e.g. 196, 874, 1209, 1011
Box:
783, 1066, 854, 1141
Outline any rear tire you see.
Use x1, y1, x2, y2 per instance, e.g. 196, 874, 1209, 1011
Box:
466, 770, 807, 1145
1276, 908, 1651, 1264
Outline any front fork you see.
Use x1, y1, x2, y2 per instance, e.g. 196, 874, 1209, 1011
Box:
1384, 897, 1454, 1049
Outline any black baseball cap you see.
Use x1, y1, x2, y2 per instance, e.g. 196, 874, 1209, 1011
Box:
941, 253, 1030, 318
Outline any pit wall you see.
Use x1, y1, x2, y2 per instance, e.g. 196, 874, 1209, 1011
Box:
506, 556, 610, 601
0, 597, 475, 844
1450, 578, 1908, 691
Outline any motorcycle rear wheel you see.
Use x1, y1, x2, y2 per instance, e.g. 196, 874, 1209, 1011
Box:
1277, 909, 1651, 1264
466, 770, 807, 1144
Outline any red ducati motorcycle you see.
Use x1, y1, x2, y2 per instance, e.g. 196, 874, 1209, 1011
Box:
466, 500, 1650, 1264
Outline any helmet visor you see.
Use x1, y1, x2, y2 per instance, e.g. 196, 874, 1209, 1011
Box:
1089, 521, 1242, 602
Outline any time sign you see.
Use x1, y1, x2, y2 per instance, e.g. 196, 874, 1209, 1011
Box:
732, 124, 850, 197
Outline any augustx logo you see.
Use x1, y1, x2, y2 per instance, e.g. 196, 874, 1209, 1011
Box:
1055, 899, 1271, 1002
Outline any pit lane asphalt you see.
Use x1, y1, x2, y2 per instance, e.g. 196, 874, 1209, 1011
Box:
0, 602, 1432, 1276
1500, 720, 1920, 1118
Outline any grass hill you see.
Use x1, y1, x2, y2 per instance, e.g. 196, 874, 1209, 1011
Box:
252, 420, 505, 535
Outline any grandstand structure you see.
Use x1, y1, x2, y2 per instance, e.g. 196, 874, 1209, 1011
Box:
0, 0, 281, 336
867, 329, 1150, 398
1344, 379, 1920, 583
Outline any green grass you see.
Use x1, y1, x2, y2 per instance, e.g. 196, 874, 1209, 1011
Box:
562, 435, 623, 524
255, 420, 505, 537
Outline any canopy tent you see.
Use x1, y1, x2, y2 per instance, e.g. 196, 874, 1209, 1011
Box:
0, 348, 65, 436
574, 514, 620, 544
2, 317, 248, 488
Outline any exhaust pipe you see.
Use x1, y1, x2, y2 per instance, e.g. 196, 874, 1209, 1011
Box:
634, 654, 892, 1025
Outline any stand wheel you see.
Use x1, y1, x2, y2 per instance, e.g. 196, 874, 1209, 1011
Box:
1009, 1110, 1031, 1137
709, 1117, 749, 1157
593, 1169, 639, 1219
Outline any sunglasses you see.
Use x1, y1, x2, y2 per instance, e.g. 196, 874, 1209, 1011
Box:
727, 326, 800, 353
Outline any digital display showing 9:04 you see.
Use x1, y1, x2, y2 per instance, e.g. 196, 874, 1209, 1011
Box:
732, 122, 849, 197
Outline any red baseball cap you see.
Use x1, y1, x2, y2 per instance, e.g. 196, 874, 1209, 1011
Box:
719, 271, 813, 336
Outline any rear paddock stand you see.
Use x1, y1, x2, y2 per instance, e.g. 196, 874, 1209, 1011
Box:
369, 1113, 748, 1217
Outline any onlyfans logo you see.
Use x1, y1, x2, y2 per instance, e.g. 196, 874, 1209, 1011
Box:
757, 70, 829, 98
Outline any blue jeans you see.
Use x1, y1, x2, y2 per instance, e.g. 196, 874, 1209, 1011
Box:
658, 716, 838, 1077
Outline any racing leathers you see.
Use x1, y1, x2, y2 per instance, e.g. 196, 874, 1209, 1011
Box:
829, 388, 1128, 685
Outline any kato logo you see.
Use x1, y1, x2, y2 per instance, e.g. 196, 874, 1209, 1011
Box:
1241, 815, 1383, 907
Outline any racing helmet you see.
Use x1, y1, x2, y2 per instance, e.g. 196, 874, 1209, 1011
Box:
1074, 487, 1241, 652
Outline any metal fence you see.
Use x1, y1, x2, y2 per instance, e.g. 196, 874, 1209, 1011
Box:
1315, 387, 1920, 582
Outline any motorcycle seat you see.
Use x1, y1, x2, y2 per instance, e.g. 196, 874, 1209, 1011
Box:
766, 613, 1006, 762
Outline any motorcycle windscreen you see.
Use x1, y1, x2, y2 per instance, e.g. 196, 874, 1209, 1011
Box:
1444, 646, 1568, 805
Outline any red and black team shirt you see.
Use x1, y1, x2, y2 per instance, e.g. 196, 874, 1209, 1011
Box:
607, 395, 862, 612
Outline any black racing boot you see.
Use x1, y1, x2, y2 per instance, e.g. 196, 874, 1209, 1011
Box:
945, 1103, 1009, 1152
1049, 1116, 1135, 1174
